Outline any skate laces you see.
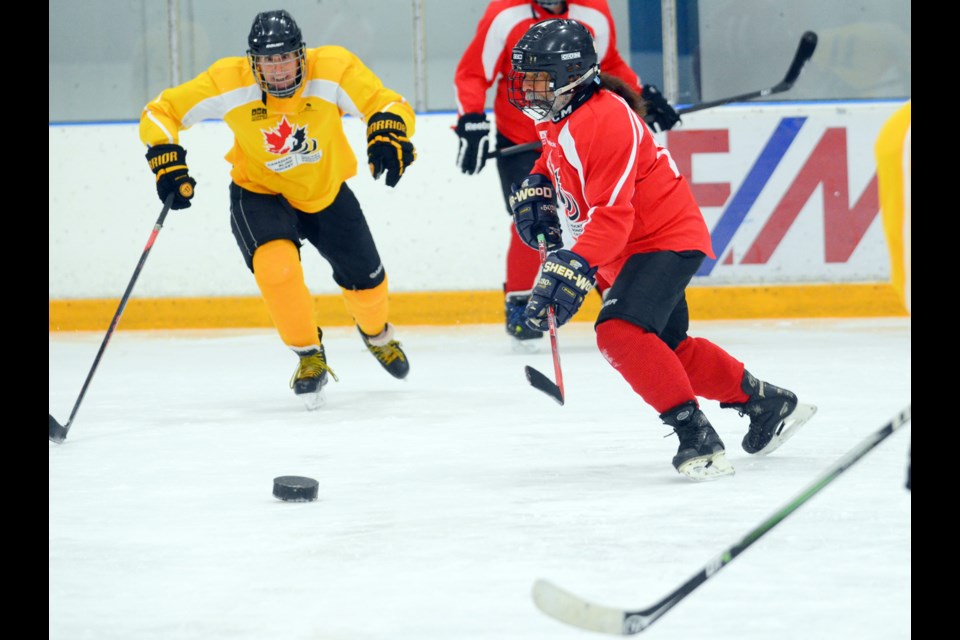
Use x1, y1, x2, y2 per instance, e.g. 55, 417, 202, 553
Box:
290, 349, 338, 388
661, 405, 724, 454
360, 324, 406, 366
366, 340, 404, 365
742, 391, 794, 444
670, 424, 702, 449
665, 418, 702, 448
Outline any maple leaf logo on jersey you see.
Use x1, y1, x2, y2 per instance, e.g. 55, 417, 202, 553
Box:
263, 117, 307, 154
261, 116, 322, 172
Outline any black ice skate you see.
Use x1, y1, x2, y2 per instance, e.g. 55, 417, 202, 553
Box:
290, 329, 338, 410
660, 401, 735, 481
506, 293, 543, 353
721, 370, 817, 455
359, 323, 410, 379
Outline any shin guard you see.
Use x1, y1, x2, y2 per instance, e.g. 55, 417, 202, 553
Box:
342, 278, 390, 337
596, 319, 695, 415
674, 337, 749, 404
504, 224, 543, 295
252, 240, 318, 349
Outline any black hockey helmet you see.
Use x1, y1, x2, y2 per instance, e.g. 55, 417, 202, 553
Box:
247, 10, 306, 98
507, 19, 599, 120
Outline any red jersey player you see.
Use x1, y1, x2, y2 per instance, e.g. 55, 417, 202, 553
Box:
454, 0, 680, 350
505, 19, 816, 480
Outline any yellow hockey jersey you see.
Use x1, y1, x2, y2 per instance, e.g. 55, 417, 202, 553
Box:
875, 100, 911, 315
139, 46, 416, 213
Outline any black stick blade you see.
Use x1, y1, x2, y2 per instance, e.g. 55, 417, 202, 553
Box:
49, 414, 68, 444
525, 366, 564, 405
782, 31, 818, 86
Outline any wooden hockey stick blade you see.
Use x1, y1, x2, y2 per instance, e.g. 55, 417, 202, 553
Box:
525, 365, 564, 405
49, 414, 69, 444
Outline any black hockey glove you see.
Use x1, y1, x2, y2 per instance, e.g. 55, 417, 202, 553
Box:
641, 84, 681, 133
455, 112, 491, 175
509, 174, 562, 251
367, 112, 416, 188
524, 249, 597, 330
145, 143, 196, 210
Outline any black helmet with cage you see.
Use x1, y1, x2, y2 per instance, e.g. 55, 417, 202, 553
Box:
247, 10, 306, 98
507, 19, 600, 121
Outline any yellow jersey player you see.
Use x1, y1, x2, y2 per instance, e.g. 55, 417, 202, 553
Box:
875, 100, 911, 316
139, 9, 416, 410
874, 99, 910, 490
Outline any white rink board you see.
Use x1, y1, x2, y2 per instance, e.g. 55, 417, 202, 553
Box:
49, 102, 903, 299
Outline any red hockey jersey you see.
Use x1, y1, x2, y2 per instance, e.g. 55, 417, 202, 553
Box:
455, 0, 640, 145
530, 88, 715, 285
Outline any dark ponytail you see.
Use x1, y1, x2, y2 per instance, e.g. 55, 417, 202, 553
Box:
599, 72, 647, 120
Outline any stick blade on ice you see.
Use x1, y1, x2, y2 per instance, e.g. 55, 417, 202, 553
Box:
49, 414, 68, 444
525, 366, 564, 405
532, 580, 633, 635
531, 406, 912, 636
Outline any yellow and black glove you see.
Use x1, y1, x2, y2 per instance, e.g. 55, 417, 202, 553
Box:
145, 144, 196, 210
366, 113, 416, 188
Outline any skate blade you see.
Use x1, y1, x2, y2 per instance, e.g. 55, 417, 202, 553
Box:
755, 403, 817, 456
511, 337, 542, 354
676, 450, 735, 481
299, 387, 327, 411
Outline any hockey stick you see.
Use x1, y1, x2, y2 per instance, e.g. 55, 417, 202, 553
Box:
485, 140, 542, 160
678, 30, 818, 116
49, 192, 175, 444
532, 403, 911, 635
486, 31, 818, 160
524, 234, 565, 405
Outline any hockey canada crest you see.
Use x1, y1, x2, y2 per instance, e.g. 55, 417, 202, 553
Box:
261, 116, 321, 172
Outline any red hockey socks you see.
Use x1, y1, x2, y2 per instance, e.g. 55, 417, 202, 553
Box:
674, 336, 749, 403
503, 223, 542, 295
596, 319, 696, 414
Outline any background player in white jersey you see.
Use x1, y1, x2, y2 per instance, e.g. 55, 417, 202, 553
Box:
454, 0, 680, 350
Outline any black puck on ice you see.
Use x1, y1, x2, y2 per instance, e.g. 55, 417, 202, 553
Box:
272, 476, 319, 502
